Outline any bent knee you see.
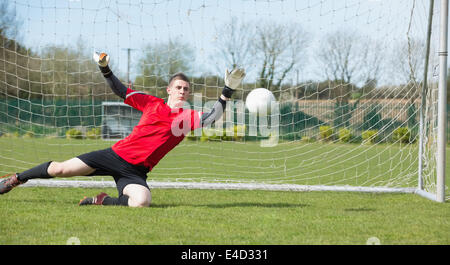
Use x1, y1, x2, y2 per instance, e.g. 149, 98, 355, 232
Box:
128, 194, 151, 207
124, 184, 151, 207
47, 162, 64, 177
128, 197, 151, 207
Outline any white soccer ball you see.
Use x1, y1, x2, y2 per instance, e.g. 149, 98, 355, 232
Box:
245, 88, 276, 116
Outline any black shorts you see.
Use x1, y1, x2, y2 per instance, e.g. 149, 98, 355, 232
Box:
77, 148, 150, 196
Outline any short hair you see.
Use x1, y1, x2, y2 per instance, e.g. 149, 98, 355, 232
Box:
168, 72, 190, 87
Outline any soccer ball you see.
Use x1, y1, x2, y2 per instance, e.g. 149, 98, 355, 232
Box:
245, 88, 276, 116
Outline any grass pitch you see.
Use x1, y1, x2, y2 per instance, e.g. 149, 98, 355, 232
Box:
0, 187, 449, 245
0, 138, 449, 244
0, 137, 434, 187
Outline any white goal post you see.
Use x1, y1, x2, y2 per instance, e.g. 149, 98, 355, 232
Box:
0, 0, 447, 202
435, 0, 448, 203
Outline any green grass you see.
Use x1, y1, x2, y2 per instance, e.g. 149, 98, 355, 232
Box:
0, 138, 449, 244
0, 138, 441, 188
0, 187, 448, 245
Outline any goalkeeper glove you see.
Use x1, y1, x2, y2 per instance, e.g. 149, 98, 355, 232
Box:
93, 52, 110, 67
222, 68, 246, 99
93, 52, 112, 77
225, 68, 245, 90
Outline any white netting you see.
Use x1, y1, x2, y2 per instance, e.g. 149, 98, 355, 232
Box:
0, 0, 446, 200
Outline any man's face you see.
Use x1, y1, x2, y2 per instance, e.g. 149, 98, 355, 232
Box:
167, 79, 190, 108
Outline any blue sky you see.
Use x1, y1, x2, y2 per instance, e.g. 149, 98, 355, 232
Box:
11, 0, 437, 85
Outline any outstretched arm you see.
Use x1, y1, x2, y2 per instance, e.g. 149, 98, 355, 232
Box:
93, 52, 127, 100
200, 95, 227, 127
200, 68, 245, 127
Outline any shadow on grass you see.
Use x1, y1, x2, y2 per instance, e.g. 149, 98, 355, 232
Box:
4, 198, 83, 206
343, 207, 376, 212
151, 202, 310, 208
2, 197, 309, 208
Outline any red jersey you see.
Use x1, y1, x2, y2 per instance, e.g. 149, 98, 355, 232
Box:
112, 88, 202, 170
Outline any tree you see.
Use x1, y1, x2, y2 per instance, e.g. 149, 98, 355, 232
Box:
390, 38, 425, 85
316, 30, 385, 101
359, 40, 384, 94
317, 30, 359, 85
0, 1, 21, 39
0, 1, 35, 99
390, 38, 427, 132
213, 19, 309, 96
316, 30, 383, 85
134, 40, 194, 98
316, 30, 378, 128
253, 21, 309, 93
39, 37, 105, 100
212, 17, 255, 72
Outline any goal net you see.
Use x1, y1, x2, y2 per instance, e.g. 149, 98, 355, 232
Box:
0, 0, 447, 201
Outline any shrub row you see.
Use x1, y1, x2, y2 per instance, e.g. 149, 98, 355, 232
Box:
316, 126, 415, 144
185, 125, 246, 142
65, 128, 101, 139
0, 125, 416, 145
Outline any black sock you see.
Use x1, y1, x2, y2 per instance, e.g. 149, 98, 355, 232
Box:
102, 195, 129, 206
17, 161, 53, 182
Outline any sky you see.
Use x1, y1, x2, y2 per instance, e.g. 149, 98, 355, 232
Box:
9, 0, 440, 86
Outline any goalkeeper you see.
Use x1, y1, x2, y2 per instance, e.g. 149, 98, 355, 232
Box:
0, 52, 245, 207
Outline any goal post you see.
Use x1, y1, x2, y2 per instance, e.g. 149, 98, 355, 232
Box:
0, 0, 448, 202
436, 0, 448, 203
417, 0, 447, 203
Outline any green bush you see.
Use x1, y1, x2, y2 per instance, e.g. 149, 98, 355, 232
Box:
1, 132, 19, 138
86, 127, 101, 139
185, 131, 198, 141
300, 136, 315, 143
392, 127, 411, 144
319, 126, 333, 141
65, 128, 83, 139
187, 125, 247, 142
362, 130, 378, 144
338, 128, 352, 143
23, 131, 35, 138
232, 125, 245, 141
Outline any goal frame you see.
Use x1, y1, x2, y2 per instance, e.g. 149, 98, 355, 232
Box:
434, 0, 448, 203
416, 0, 447, 203
3, 0, 447, 203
